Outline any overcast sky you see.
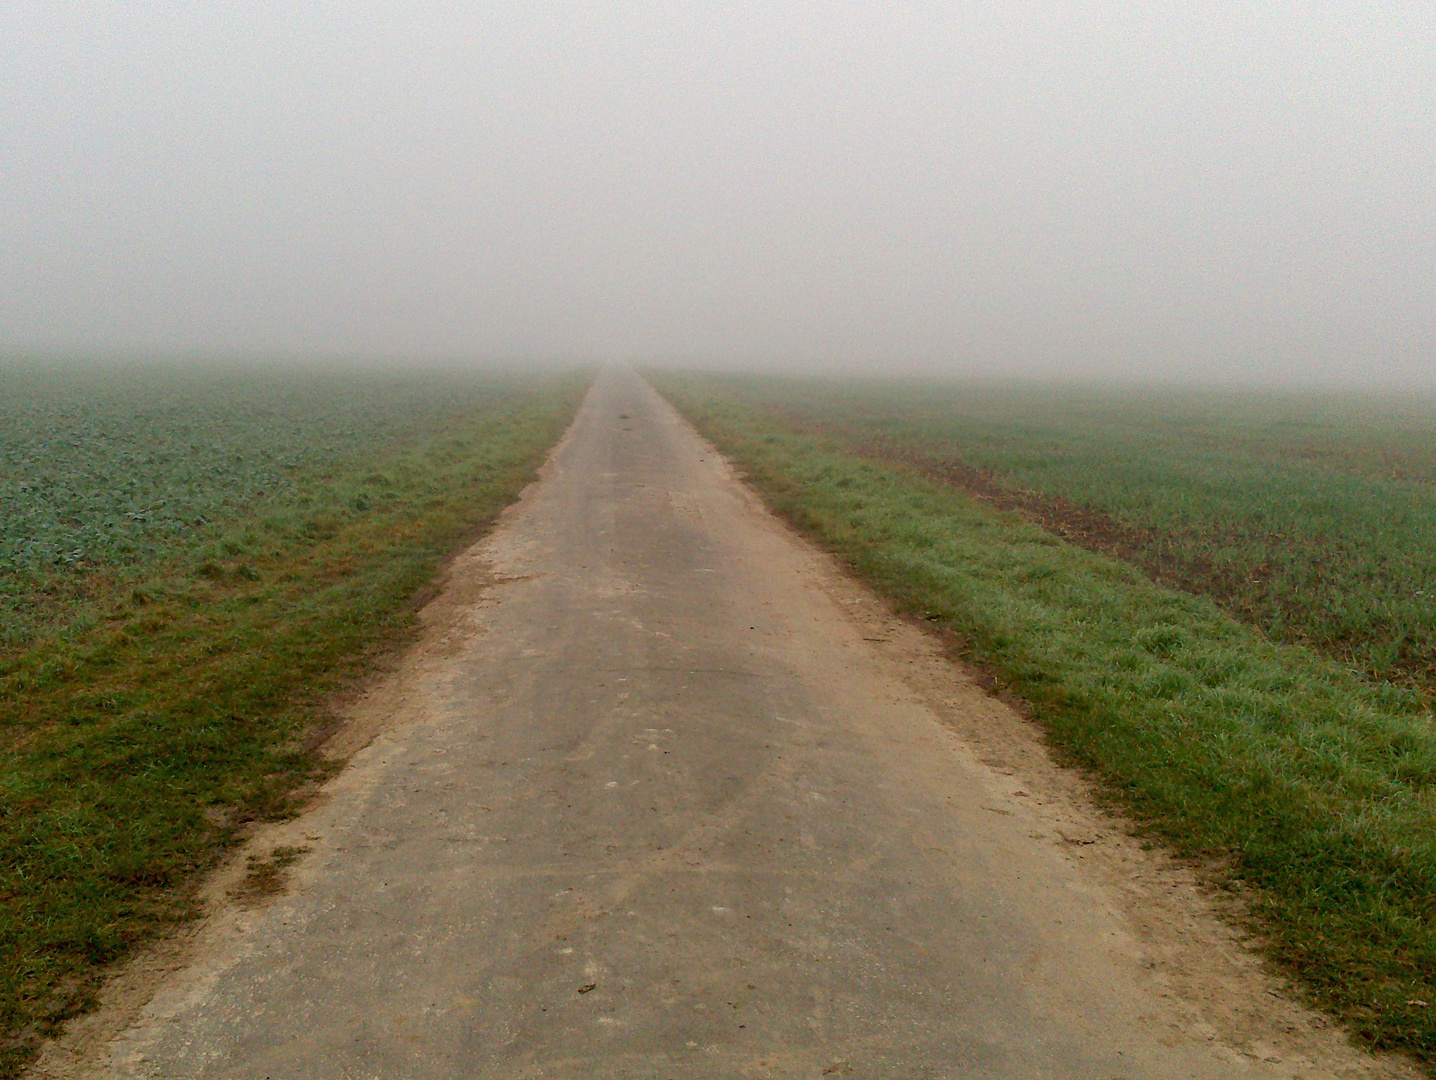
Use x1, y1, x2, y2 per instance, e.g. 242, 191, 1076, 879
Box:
2, 2, 1432, 383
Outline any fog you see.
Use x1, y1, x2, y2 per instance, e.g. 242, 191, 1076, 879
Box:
2, 2, 1432, 384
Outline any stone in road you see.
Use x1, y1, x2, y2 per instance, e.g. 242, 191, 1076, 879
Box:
72, 369, 1399, 1078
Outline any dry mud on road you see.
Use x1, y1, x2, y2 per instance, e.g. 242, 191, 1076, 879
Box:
35, 368, 1417, 1079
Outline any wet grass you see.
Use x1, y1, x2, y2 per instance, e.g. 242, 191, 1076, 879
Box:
0, 362, 588, 1076
653, 371, 1436, 1068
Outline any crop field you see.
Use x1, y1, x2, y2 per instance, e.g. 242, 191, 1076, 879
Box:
2, 363, 568, 642
686, 374, 1436, 699
652, 370, 1436, 1064
0, 361, 587, 1075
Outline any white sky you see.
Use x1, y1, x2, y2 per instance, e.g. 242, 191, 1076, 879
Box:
2, 2, 1433, 383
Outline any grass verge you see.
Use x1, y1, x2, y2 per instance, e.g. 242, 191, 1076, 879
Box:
0, 371, 587, 1076
653, 373, 1436, 1068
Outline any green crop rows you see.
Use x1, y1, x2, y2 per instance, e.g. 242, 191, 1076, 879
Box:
0, 363, 551, 644
0, 363, 538, 573
693, 373, 1436, 699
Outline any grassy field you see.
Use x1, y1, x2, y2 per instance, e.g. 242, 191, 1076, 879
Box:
651, 371, 1436, 1066
693, 374, 1436, 700
0, 361, 587, 1075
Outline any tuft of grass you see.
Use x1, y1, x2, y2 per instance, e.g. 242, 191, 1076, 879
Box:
653, 372, 1436, 1068
230, 845, 310, 905
0, 365, 588, 1076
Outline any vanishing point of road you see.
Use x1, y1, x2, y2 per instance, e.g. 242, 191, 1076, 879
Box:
47, 369, 1411, 1079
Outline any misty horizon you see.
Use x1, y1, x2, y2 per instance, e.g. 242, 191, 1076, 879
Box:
3, 3, 1433, 387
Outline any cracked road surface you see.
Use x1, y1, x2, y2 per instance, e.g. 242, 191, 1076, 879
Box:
55, 368, 1409, 1079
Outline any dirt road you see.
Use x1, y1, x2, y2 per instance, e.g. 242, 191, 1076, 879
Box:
40, 368, 1414, 1078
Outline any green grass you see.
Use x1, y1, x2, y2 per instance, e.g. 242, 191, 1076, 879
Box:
0, 361, 588, 1076
680, 373, 1436, 699
652, 371, 1436, 1067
